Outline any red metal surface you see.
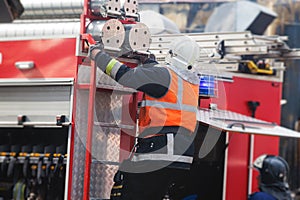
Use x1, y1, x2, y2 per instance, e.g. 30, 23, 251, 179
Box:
222, 76, 282, 200
226, 77, 282, 121
0, 38, 77, 78
119, 61, 139, 161
251, 135, 279, 192
81, 1, 93, 199
119, 94, 138, 161
82, 33, 96, 45
226, 132, 250, 200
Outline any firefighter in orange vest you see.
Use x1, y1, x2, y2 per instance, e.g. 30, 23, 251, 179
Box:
89, 36, 200, 200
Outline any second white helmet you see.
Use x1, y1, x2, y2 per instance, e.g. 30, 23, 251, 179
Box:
165, 36, 200, 73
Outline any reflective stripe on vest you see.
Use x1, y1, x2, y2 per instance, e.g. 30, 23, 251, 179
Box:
140, 77, 197, 113
132, 134, 193, 163
138, 68, 198, 133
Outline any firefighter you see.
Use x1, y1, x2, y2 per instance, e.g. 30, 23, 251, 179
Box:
89, 36, 200, 200
249, 154, 293, 200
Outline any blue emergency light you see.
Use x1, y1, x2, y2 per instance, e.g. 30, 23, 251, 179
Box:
199, 75, 215, 97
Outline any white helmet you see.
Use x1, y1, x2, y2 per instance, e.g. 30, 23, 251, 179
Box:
165, 36, 200, 73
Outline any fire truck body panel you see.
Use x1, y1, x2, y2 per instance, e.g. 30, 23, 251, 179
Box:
0, 38, 78, 79
224, 75, 282, 199
220, 76, 282, 199
196, 74, 298, 199
0, 34, 297, 200
0, 33, 78, 199
1, 1, 300, 199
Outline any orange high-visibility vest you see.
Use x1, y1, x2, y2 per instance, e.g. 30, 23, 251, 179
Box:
138, 68, 199, 135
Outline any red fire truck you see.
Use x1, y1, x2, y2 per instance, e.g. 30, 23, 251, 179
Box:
0, 0, 300, 200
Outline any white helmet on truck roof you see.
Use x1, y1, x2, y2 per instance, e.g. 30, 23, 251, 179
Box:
165, 36, 200, 73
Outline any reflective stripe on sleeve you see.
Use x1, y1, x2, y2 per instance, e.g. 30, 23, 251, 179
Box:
105, 59, 122, 79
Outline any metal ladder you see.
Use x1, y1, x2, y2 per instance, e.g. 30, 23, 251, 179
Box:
70, 0, 141, 199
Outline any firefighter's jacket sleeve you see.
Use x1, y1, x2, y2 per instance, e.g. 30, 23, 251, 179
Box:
94, 52, 171, 98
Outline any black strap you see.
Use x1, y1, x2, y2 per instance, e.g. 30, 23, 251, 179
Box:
23, 155, 30, 178
7, 145, 21, 178
0, 145, 10, 177
7, 156, 17, 177
54, 155, 64, 178
1, 156, 9, 177
46, 155, 53, 178
21, 145, 32, 178
31, 144, 44, 181
44, 145, 55, 178
37, 157, 43, 184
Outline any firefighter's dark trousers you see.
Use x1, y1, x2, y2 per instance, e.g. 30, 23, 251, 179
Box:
120, 161, 189, 200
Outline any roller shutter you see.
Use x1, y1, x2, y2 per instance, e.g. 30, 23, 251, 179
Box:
0, 78, 73, 127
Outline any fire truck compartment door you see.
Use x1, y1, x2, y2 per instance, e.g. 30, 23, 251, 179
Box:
197, 108, 300, 138
0, 79, 73, 127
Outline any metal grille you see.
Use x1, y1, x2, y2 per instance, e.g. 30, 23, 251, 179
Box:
71, 132, 86, 199
72, 65, 128, 199
92, 127, 121, 162
90, 163, 119, 199
71, 89, 89, 199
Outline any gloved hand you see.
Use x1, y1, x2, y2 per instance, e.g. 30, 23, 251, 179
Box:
88, 40, 104, 60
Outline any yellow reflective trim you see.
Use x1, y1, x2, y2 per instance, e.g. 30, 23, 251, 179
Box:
30, 153, 40, 157
112, 185, 123, 189
111, 193, 122, 196
10, 152, 16, 156
111, 193, 121, 197
44, 153, 50, 157
106, 59, 118, 76
0, 152, 7, 156
19, 153, 27, 157
21, 183, 26, 200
